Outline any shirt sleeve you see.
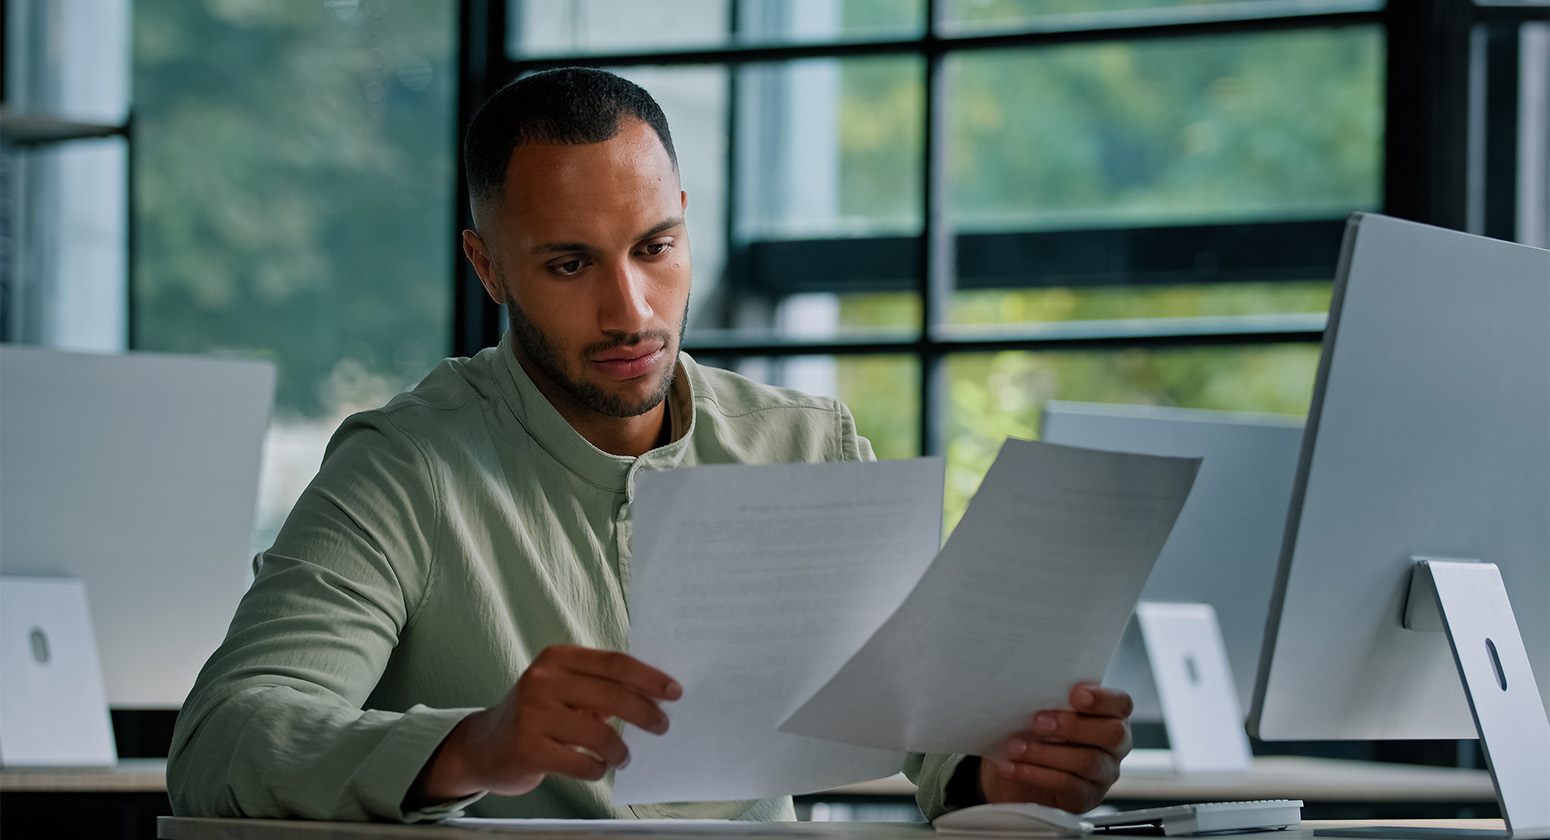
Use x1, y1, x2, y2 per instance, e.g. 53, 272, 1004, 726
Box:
907, 753, 987, 819
167, 410, 483, 822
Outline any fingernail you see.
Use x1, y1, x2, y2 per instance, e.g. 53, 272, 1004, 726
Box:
999, 761, 1017, 778
618, 754, 631, 770
1034, 713, 1057, 735
665, 681, 683, 700
1073, 687, 1094, 708
1006, 739, 1028, 759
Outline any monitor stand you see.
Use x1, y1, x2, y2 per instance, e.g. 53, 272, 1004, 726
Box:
1134, 602, 1252, 773
1314, 559, 1550, 840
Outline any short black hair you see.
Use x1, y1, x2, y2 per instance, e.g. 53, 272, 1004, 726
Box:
464, 68, 678, 219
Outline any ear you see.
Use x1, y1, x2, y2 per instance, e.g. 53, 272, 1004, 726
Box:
462, 230, 506, 305
680, 190, 688, 213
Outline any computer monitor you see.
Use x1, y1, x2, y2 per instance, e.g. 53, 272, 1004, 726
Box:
0, 345, 274, 709
1041, 402, 1303, 723
1248, 213, 1549, 838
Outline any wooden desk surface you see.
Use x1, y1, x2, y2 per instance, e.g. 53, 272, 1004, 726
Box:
3, 755, 1495, 804
822, 755, 1496, 804
156, 819, 1507, 840
0, 757, 169, 793
1107, 754, 1496, 803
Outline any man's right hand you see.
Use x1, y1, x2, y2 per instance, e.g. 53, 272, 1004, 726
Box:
407, 644, 681, 807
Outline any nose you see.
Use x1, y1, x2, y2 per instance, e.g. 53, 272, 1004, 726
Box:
598, 260, 653, 337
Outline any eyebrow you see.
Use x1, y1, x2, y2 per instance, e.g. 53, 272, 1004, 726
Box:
530, 216, 685, 256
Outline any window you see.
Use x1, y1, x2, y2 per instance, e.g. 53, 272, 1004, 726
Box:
131, 0, 458, 549
2, 0, 132, 352
467, 0, 1458, 528
27, 0, 1544, 549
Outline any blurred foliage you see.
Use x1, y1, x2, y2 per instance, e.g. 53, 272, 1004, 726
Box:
941, 0, 1377, 32
837, 56, 923, 233
949, 29, 1382, 228
826, 15, 1378, 531
835, 282, 1327, 532
941, 345, 1320, 532
834, 355, 920, 461
132, 0, 455, 420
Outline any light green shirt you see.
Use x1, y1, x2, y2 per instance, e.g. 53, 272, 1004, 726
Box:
169, 334, 968, 823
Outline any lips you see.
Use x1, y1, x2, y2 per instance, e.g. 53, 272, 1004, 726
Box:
590, 343, 665, 381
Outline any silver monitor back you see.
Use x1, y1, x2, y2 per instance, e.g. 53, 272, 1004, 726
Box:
1249, 212, 1550, 741
1041, 401, 1303, 721
0, 345, 274, 708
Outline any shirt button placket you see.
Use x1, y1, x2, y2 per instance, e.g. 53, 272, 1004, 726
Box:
616, 499, 632, 560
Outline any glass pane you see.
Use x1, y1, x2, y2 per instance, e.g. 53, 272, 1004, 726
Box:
4, 0, 131, 351
950, 280, 1333, 327
738, 0, 924, 45
509, 0, 728, 57
738, 55, 923, 240
948, 28, 1382, 231
691, 354, 920, 460
6, 0, 131, 124
133, 0, 457, 550
941, 0, 1382, 36
506, 0, 923, 58
7, 139, 129, 351
687, 291, 921, 347
943, 344, 1319, 532
709, 56, 924, 339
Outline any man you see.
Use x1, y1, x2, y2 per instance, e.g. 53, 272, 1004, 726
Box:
168, 68, 1133, 823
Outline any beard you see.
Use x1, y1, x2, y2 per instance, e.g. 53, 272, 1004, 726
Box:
508, 297, 690, 419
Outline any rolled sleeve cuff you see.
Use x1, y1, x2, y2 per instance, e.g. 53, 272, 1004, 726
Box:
356, 705, 487, 823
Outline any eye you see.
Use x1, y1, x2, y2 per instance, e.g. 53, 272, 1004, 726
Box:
550, 258, 585, 277
642, 240, 674, 257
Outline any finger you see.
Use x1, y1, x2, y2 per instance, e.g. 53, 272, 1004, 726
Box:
546, 646, 683, 701
1022, 711, 1131, 755
990, 759, 1103, 814
532, 735, 611, 782
1003, 738, 1119, 786
1069, 683, 1133, 719
546, 671, 672, 735
538, 706, 632, 768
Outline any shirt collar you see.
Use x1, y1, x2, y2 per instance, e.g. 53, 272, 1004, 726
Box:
493, 331, 695, 493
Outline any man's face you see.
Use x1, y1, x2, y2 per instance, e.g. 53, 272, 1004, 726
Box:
469, 118, 691, 420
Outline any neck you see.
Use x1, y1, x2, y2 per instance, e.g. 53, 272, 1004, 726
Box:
513, 352, 670, 459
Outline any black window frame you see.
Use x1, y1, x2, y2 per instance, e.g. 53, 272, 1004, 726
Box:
455, 0, 1547, 456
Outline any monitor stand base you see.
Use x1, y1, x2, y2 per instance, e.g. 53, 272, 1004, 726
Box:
1135, 601, 1253, 773
1345, 558, 1550, 840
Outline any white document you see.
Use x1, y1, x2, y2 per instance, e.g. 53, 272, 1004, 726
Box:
613, 439, 1199, 805
779, 440, 1200, 757
612, 458, 947, 806
448, 818, 853, 835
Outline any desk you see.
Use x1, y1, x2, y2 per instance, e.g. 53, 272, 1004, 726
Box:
3, 756, 1497, 840
1, 757, 1495, 804
156, 819, 1506, 840
1, 759, 171, 840
821, 756, 1497, 808
0, 757, 168, 792
3, 756, 1498, 836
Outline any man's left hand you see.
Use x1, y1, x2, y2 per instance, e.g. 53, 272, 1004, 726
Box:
978, 682, 1134, 813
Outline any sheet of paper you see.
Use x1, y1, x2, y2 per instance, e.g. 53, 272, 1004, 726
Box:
779, 439, 1200, 757
611, 457, 946, 806
448, 818, 888, 835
